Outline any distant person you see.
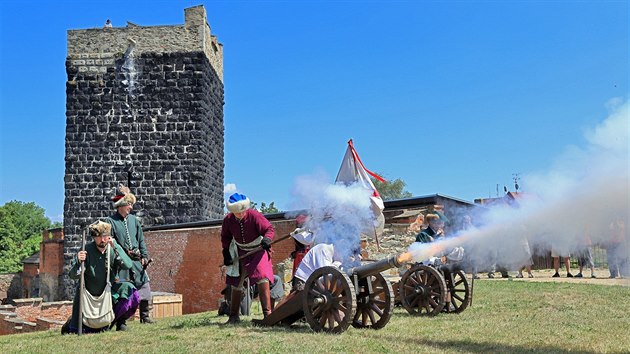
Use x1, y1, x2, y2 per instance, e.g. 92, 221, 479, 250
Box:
290, 214, 314, 282
575, 232, 596, 278
459, 215, 482, 279
104, 19, 112, 28
416, 214, 444, 243
408, 213, 426, 234
359, 236, 370, 260
515, 233, 534, 278
607, 217, 627, 278
551, 248, 573, 278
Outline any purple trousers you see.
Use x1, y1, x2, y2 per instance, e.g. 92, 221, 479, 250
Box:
114, 288, 140, 323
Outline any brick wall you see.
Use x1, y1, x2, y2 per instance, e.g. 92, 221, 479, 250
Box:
21, 264, 38, 298
145, 218, 297, 314
40, 229, 64, 276
0, 300, 71, 336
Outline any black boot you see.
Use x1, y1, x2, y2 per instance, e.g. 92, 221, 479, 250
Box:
140, 300, 155, 324
116, 319, 128, 331
60, 318, 71, 335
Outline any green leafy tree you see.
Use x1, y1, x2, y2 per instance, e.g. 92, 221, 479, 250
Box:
0, 201, 55, 272
259, 202, 279, 214
250, 201, 280, 214
371, 174, 413, 201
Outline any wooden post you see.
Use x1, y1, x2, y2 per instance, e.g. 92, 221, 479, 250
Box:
77, 228, 86, 335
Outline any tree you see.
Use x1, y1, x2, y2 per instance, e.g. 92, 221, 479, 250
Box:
371, 175, 413, 201
0, 201, 55, 273
250, 201, 280, 214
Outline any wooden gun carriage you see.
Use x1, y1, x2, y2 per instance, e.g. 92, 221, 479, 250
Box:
255, 253, 406, 333
394, 262, 471, 316
255, 250, 472, 333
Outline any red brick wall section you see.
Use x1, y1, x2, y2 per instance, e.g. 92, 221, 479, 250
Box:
21, 264, 39, 297
40, 242, 64, 276
39, 301, 72, 322
145, 218, 299, 314
0, 300, 71, 336
13, 298, 43, 322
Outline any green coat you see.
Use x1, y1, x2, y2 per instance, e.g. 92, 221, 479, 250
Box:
69, 241, 134, 329
106, 213, 150, 288
416, 227, 438, 243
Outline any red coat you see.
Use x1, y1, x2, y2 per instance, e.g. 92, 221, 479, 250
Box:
221, 209, 275, 285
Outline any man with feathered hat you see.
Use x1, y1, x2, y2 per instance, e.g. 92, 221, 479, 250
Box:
106, 184, 155, 325
221, 193, 275, 324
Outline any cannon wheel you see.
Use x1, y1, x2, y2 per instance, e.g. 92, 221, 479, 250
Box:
399, 265, 447, 316
443, 269, 470, 313
351, 272, 394, 329
302, 266, 357, 333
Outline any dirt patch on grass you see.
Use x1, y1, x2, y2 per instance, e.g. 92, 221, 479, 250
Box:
477, 268, 629, 286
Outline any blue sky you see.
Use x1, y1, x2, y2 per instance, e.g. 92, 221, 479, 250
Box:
0, 1, 628, 222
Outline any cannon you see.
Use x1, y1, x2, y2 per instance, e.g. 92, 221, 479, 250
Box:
396, 261, 471, 316
254, 253, 410, 333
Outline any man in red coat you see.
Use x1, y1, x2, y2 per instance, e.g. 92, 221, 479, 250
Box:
221, 193, 275, 324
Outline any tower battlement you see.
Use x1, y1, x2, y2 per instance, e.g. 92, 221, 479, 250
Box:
67, 5, 223, 81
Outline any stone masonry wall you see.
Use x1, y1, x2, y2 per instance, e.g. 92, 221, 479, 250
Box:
63, 5, 224, 299
0, 274, 22, 301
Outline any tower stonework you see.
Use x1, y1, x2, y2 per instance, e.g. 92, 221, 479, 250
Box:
63, 6, 224, 299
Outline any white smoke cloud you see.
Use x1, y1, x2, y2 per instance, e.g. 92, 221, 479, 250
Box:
413, 99, 629, 279
290, 172, 374, 267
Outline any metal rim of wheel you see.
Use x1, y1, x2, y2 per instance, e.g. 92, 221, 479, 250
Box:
443, 269, 470, 314
302, 266, 357, 333
351, 272, 394, 329
399, 264, 447, 316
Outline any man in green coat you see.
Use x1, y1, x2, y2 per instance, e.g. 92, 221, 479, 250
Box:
107, 184, 155, 324
62, 221, 139, 334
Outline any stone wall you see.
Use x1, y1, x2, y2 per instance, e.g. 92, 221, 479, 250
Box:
0, 274, 22, 302
63, 5, 224, 299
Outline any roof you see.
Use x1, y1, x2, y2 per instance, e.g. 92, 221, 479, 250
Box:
144, 194, 476, 232
21, 252, 40, 265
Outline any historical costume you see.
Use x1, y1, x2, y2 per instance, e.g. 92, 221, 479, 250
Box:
221, 193, 275, 323
62, 221, 138, 334
106, 185, 154, 324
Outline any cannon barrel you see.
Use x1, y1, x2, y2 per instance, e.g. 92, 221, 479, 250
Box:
349, 252, 411, 279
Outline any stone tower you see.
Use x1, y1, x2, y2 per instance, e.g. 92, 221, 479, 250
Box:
63, 5, 224, 298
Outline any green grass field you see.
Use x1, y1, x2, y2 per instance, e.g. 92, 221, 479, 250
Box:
1, 280, 629, 353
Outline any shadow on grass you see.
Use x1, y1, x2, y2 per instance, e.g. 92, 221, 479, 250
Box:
376, 334, 599, 354
168, 315, 312, 333
169, 316, 220, 329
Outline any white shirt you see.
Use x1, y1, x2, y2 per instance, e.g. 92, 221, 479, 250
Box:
294, 243, 341, 282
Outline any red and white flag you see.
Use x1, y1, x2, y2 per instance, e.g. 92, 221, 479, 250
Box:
335, 139, 386, 246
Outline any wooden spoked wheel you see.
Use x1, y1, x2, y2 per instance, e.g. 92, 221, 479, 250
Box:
443, 269, 470, 313
399, 265, 447, 316
351, 272, 394, 329
302, 266, 357, 333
